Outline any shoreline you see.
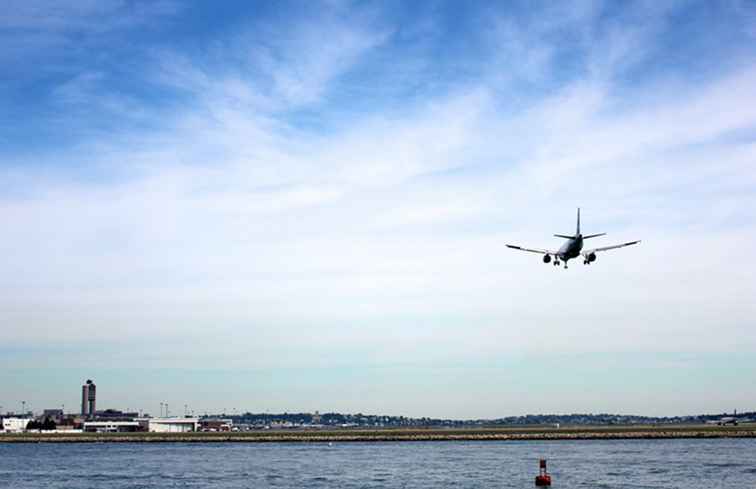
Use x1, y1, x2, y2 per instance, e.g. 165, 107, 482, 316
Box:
3, 425, 755, 443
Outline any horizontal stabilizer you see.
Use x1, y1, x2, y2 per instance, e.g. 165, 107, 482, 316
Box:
554, 234, 575, 239
582, 233, 606, 239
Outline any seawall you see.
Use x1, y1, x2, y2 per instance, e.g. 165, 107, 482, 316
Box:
3, 425, 756, 443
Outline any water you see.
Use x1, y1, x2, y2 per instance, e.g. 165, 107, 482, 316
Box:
1, 439, 754, 488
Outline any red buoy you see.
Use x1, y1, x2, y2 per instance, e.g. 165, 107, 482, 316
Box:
535, 459, 552, 486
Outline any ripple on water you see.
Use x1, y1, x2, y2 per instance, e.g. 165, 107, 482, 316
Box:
0, 439, 755, 489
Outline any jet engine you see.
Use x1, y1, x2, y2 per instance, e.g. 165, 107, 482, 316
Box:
586, 252, 596, 263
542, 254, 552, 264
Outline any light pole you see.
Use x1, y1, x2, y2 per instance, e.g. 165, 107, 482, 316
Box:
21, 401, 26, 417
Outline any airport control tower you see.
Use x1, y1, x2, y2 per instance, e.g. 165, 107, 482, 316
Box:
81, 379, 96, 418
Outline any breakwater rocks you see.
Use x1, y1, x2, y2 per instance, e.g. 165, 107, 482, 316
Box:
3, 427, 756, 443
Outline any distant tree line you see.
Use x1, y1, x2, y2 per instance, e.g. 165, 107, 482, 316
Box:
25, 417, 57, 431
215, 411, 756, 427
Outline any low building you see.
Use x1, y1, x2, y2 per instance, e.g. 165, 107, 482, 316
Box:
140, 418, 199, 433
83, 421, 142, 433
43, 409, 64, 420
2, 418, 29, 433
200, 418, 233, 432
58, 415, 84, 430
94, 409, 140, 420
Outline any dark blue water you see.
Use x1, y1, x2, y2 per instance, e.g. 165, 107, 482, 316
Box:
1, 439, 754, 488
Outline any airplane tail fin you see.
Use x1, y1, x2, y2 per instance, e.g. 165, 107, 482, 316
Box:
556, 209, 604, 240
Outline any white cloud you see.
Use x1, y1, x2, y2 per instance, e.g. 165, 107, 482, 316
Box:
4, 46, 756, 333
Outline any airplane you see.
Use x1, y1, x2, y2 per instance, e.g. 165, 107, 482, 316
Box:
506, 208, 640, 269
716, 416, 738, 426
713, 410, 740, 426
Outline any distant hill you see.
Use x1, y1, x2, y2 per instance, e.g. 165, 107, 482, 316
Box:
212, 411, 756, 428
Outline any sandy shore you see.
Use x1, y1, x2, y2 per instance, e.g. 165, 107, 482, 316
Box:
3, 425, 755, 443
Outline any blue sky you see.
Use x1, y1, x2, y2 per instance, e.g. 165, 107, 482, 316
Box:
1, 0, 756, 418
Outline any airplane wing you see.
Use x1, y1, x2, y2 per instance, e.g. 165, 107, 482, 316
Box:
506, 244, 556, 255
583, 240, 641, 255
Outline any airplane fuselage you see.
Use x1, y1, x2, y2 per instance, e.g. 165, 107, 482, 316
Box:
558, 235, 583, 261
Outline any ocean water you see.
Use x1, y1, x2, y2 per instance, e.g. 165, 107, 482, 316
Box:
0, 439, 754, 488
